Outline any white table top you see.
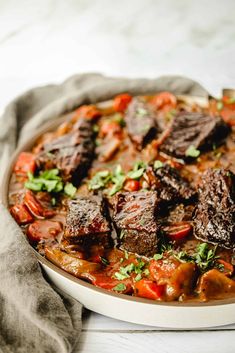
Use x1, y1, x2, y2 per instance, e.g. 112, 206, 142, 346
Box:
1, 0, 235, 352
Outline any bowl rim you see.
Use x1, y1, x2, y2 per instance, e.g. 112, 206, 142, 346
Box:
2, 98, 235, 309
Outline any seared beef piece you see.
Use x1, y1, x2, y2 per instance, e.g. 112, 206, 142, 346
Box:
64, 195, 112, 248
193, 169, 235, 249
125, 98, 157, 149
160, 112, 230, 159
112, 191, 159, 256
38, 118, 95, 185
144, 164, 196, 205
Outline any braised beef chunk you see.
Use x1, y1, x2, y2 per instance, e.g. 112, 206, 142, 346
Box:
125, 98, 157, 149
64, 195, 111, 247
160, 112, 230, 159
112, 191, 159, 256
38, 118, 95, 185
193, 169, 235, 249
144, 164, 196, 205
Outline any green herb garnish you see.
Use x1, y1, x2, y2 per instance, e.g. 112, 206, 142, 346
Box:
153, 253, 163, 261
113, 283, 126, 291
109, 165, 126, 196
64, 183, 77, 198
153, 160, 163, 170
25, 169, 76, 197
100, 257, 110, 266
89, 170, 111, 191
185, 145, 200, 158
135, 273, 142, 282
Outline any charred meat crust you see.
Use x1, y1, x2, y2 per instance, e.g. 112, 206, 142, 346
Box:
125, 98, 158, 149
112, 191, 159, 256
37, 118, 95, 185
64, 195, 112, 247
160, 112, 230, 159
193, 168, 235, 249
144, 164, 196, 205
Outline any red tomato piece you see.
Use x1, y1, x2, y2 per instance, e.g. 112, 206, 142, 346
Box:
91, 273, 132, 293
220, 108, 235, 126
134, 279, 165, 300
14, 152, 36, 176
151, 92, 177, 110
27, 220, 62, 242
99, 121, 122, 137
10, 204, 34, 225
73, 105, 101, 121
124, 179, 140, 192
24, 190, 54, 219
217, 259, 234, 276
163, 222, 192, 241
113, 93, 132, 112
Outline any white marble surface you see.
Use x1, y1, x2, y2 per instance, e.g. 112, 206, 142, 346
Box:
1, 0, 235, 352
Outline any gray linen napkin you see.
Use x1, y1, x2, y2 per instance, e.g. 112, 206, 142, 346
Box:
0, 74, 208, 353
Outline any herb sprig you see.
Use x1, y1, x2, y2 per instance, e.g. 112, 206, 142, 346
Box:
25, 169, 77, 198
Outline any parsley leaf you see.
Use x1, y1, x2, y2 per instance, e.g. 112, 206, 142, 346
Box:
109, 165, 126, 196
64, 183, 77, 198
113, 283, 126, 291
153, 253, 163, 261
89, 170, 111, 190
185, 145, 200, 158
153, 160, 163, 170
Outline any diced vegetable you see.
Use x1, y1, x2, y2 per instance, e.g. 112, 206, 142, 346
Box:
134, 279, 165, 300
124, 179, 140, 192
45, 247, 102, 279
27, 220, 62, 242
24, 190, 54, 219
10, 204, 34, 225
73, 105, 101, 120
113, 93, 132, 112
163, 222, 192, 241
217, 259, 234, 276
151, 92, 177, 111
14, 152, 36, 176
99, 121, 122, 137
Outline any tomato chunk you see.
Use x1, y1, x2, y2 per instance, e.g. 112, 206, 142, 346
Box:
124, 179, 140, 192
99, 121, 122, 137
73, 105, 101, 121
149, 258, 180, 283
134, 279, 165, 300
217, 259, 234, 276
113, 93, 132, 112
10, 204, 34, 225
163, 222, 192, 241
14, 152, 36, 176
27, 220, 62, 242
91, 273, 133, 293
24, 190, 54, 219
151, 92, 177, 110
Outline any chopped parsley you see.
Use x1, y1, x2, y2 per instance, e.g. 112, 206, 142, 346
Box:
153, 160, 163, 170
136, 108, 148, 117
25, 169, 77, 197
127, 161, 147, 180
174, 243, 220, 272
185, 145, 200, 158
135, 273, 142, 282
153, 253, 163, 261
109, 165, 126, 196
89, 170, 111, 190
100, 257, 109, 266
64, 183, 77, 198
113, 283, 126, 291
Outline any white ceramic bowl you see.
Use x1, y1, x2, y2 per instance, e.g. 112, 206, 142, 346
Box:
3, 104, 235, 329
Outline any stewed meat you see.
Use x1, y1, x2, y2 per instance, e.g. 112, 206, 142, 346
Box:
64, 195, 111, 248
160, 112, 230, 159
38, 118, 95, 185
144, 164, 196, 206
112, 191, 159, 256
125, 98, 158, 149
193, 169, 235, 249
